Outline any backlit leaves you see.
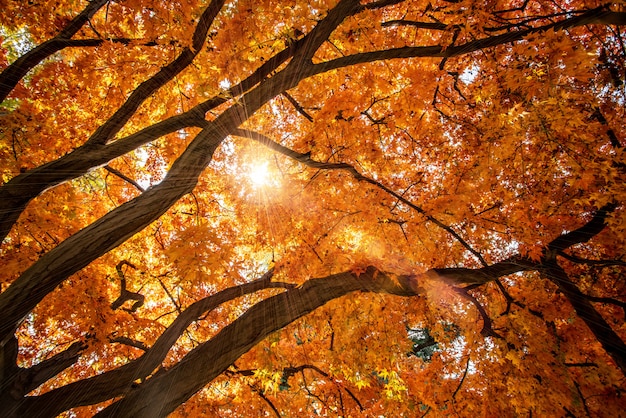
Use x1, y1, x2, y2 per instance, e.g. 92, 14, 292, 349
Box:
1, 0, 625, 416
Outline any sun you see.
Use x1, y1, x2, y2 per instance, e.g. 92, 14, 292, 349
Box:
248, 162, 270, 187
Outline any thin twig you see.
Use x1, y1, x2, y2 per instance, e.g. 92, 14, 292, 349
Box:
104, 165, 145, 193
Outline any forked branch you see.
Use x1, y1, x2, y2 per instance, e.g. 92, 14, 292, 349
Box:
110, 261, 144, 313
18, 268, 294, 416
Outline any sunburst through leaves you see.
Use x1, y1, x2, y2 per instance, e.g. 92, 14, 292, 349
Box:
0, 0, 625, 416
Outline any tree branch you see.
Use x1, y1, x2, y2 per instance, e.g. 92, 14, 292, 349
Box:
382, 20, 448, 31
494, 279, 515, 315
110, 261, 144, 312
453, 287, 501, 338
86, 0, 226, 148
255, 389, 281, 418
433, 256, 537, 285
0, 0, 110, 103
564, 362, 598, 368
12, 340, 87, 398
591, 107, 622, 150
281, 364, 364, 411
282, 92, 314, 122
233, 128, 487, 265
289, 0, 360, 66
558, 251, 626, 267
108, 336, 149, 352
574, 380, 592, 417
582, 295, 626, 320
546, 203, 617, 261
229, 363, 365, 412
309, 8, 626, 76
17, 269, 294, 416
451, 357, 471, 399
546, 263, 626, 375
103, 165, 145, 193
358, 0, 406, 11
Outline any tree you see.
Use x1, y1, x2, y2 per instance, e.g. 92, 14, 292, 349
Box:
0, 0, 625, 415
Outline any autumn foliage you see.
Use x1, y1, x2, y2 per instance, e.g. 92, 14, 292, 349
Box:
1, 0, 625, 416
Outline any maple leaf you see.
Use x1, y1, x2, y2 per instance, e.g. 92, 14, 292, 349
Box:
350, 264, 369, 277
0, 0, 625, 417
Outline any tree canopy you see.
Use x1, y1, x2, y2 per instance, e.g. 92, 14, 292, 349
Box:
1, 0, 625, 416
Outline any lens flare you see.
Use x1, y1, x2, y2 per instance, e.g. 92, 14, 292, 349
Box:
248, 162, 270, 187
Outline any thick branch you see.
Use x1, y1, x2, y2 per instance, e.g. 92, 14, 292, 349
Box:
289, 0, 360, 66
382, 20, 448, 31
86, 0, 226, 148
94, 267, 415, 417
546, 263, 626, 374
0, 112, 205, 243
12, 340, 86, 397
0, 0, 110, 103
109, 336, 149, 352
547, 203, 618, 257
0, 335, 19, 405
18, 254, 548, 416
0, 0, 358, 346
309, 9, 626, 76
543, 205, 626, 371
16, 269, 293, 416
432, 256, 537, 285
